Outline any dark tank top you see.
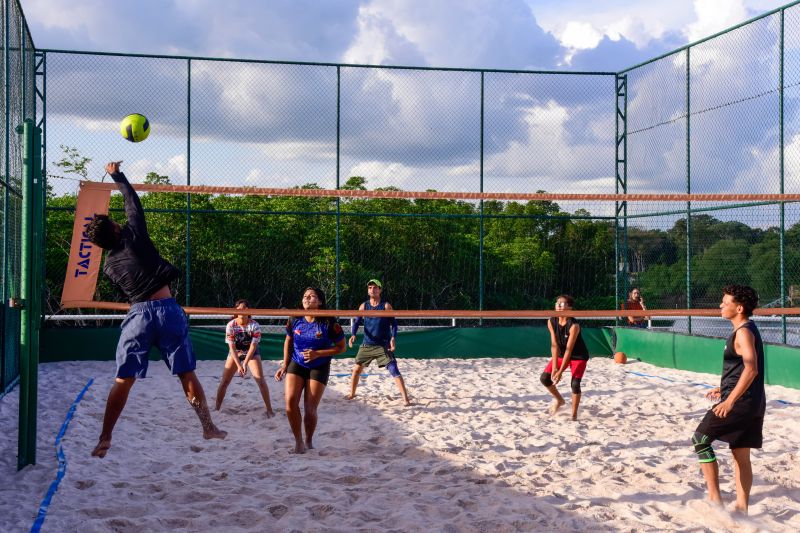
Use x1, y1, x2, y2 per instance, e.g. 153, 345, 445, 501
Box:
721, 321, 765, 414
549, 317, 589, 361
362, 299, 392, 346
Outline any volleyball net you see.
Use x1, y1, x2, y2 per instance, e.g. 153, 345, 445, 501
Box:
48, 180, 800, 344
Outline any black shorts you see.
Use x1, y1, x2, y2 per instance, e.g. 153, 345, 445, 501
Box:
695, 403, 765, 449
285, 359, 331, 386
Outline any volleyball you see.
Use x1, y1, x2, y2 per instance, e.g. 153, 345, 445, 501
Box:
614, 351, 627, 364
119, 113, 150, 142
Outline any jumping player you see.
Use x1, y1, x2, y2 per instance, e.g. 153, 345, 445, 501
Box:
86, 161, 225, 458
215, 299, 275, 416
274, 287, 346, 454
540, 294, 590, 420
691, 285, 765, 514
347, 279, 411, 406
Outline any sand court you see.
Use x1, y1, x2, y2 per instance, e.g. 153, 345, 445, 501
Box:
2, 357, 799, 532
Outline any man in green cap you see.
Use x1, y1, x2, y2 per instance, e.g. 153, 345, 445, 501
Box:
347, 279, 411, 406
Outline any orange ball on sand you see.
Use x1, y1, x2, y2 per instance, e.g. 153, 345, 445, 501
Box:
614, 352, 627, 364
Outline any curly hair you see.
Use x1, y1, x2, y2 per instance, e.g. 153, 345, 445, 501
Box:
722, 284, 759, 317
85, 214, 120, 250
556, 294, 575, 308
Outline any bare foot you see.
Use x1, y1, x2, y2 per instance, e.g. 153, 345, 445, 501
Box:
305, 439, 314, 450
347, 394, 357, 400
571, 414, 578, 421
549, 399, 565, 415
204, 427, 227, 440
214, 402, 222, 411
266, 409, 275, 418
403, 399, 413, 406
91, 438, 112, 458
290, 442, 307, 454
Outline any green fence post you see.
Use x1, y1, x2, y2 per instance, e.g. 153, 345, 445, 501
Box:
615, 74, 628, 322
186, 58, 192, 306
780, 9, 787, 343
479, 71, 485, 321
336, 66, 341, 310
686, 48, 692, 335
17, 118, 43, 469
3, 0, 10, 383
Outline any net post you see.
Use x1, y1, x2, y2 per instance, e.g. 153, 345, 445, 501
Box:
18, 119, 43, 469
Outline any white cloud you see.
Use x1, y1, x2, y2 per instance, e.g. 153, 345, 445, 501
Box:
245, 168, 263, 183
347, 161, 414, 188
341, 0, 559, 70
685, 0, 749, 43
127, 154, 187, 183
342, 4, 425, 65
559, 21, 605, 50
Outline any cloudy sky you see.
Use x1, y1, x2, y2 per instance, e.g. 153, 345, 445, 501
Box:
21, 0, 789, 70
17, 0, 800, 209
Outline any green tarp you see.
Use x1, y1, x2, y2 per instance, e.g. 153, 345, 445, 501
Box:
41, 326, 614, 361
615, 328, 800, 389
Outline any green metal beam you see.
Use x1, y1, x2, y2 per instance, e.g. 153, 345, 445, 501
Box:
18, 119, 43, 469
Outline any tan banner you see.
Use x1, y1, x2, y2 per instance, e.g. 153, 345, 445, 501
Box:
60, 183, 111, 306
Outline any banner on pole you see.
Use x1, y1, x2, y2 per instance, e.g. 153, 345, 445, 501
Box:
60, 183, 111, 306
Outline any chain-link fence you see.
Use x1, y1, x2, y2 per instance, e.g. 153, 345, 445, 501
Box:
40, 53, 617, 318
32, 1, 800, 345
622, 2, 800, 342
1, 0, 36, 395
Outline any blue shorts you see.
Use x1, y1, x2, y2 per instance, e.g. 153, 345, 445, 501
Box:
116, 298, 196, 378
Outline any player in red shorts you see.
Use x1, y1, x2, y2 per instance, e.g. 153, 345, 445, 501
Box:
540, 295, 590, 421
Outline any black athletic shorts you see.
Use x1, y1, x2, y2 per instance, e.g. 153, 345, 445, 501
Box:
695, 402, 765, 449
285, 359, 331, 386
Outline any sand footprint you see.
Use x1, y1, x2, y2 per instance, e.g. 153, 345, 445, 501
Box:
268, 504, 289, 519
74, 479, 95, 490
309, 503, 335, 520
335, 475, 365, 485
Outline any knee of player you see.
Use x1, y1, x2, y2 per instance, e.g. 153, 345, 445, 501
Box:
691, 431, 717, 463
570, 378, 582, 395
540, 372, 553, 387
386, 360, 401, 378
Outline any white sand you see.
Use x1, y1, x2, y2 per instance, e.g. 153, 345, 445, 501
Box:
2, 357, 799, 532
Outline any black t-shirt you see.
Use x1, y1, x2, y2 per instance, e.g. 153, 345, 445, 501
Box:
102, 172, 180, 303
549, 317, 589, 361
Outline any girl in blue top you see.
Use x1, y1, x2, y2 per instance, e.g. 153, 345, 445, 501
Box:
274, 287, 345, 454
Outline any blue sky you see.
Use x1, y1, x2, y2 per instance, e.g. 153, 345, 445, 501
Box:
18, 0, 800, 212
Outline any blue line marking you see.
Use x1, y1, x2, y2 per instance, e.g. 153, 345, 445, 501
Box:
623, 370, 791, 405
30, 378, 94, 533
